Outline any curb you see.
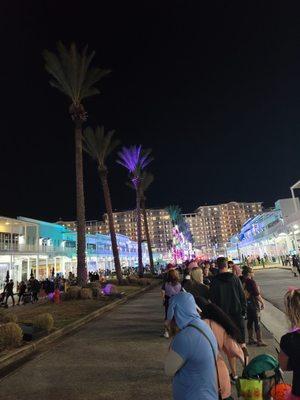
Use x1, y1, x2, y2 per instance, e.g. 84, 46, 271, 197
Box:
0, 281, 160, 375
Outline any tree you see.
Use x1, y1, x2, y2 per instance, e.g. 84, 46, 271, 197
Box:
128, 172, 155, 274
166, 205, 182, 227
140, 172, 155, 274
43, 42, 110, 286
83, 125, 122, 283
117, 146, 153, 276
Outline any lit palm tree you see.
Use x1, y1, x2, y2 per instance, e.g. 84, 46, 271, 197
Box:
128, 171, 155, 274
43, 42, 110, 285
140, 172, 155, 274
83, 125, 122, 283
117, 146, 153, 277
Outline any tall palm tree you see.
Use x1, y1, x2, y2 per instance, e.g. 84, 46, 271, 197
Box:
117, 146, 153, 277
139, 172, 155, 274
43, 42, 110, 286
83, 126, 122, 283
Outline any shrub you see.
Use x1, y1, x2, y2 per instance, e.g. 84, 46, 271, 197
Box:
86, 281, 101, 289
105, 279, 119, 285
33, 313, 54, 332
67, 286, 81, 299
60, 292, 70, 301
127, 276, 139, 285
91, 288, 103, 299
143, 273, 155, 279
80, 288, 92, 300
2, 313, 18, 323
0, 323, 23, 350
138, 278, 151, 286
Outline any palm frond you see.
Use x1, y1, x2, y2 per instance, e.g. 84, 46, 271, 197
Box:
83, 125, 119, 168
140, 171, 154, 193
166, 205, 182, 225
43, 42, 110, 105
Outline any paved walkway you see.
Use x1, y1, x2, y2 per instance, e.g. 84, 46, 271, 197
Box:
0, 288, 171, 400
0, 285, 291, 400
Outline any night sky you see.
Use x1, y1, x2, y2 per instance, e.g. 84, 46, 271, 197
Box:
1, 1, 300, 222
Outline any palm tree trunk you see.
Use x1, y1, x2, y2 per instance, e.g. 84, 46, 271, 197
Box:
136, 190, 143, 277
141, 197, 154, 274
100, 171, 122, 283
75, 123, 87, 286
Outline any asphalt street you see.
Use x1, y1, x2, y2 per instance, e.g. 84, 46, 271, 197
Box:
255, 268, 299, 312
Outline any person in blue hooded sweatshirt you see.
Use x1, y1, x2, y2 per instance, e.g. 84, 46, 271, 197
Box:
164, 292, 219, 400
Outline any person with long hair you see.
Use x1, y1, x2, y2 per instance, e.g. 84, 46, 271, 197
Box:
183, 262, 209, 309
161, 267, 181, 338
201, 302, 244, 400
279, 288, 300, 400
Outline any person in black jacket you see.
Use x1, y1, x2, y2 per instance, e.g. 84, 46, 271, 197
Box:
209, 257, 247, 382
4, 279, 15, 307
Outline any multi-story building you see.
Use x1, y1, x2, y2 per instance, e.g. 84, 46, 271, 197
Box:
0, 216, 148, 287
57, 202, 262, 260
183, 201, 262, 256
58, 208, 173, 255
227, 198, 300, 261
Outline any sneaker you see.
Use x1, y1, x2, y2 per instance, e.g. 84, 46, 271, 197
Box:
230, 373, 238, 384
247, 338, 257, 345
163, 331, 170, 339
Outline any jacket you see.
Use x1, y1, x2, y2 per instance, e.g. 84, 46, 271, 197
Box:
209, 272, 246, 317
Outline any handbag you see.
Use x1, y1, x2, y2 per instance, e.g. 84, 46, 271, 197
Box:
188, 324, 222, 400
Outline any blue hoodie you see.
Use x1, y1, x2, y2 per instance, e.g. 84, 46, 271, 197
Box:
168, 292, 218, 400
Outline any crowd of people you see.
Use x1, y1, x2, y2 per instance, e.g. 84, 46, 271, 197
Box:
162, 258, 300, 400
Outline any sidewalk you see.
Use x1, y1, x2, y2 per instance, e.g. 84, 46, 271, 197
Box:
0, 286, 291, 400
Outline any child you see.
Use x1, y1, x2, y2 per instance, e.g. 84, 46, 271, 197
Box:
279, 288, 300, 400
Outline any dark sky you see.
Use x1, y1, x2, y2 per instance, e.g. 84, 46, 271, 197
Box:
1, 1, 300, 221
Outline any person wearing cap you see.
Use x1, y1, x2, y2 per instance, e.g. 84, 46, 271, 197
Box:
164, 292, 218, 400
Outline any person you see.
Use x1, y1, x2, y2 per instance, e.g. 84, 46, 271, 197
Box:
279, 288, 300, 400
201, 302, 244, 400
209, 257, 247, 382
161, 267, 181, 338
17, 281, 27, 305
241, 266, 266, 346
4, 279, 15, 307
228, 261, 241, 278
203, 262, 212, 286
183, 262, 209, 309
165, 292, 218, 400
210, 262, 219, 276
292, 255, 299, 278
29, 277, 40, 302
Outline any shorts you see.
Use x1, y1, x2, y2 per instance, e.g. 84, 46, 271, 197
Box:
229, 314, 246, 344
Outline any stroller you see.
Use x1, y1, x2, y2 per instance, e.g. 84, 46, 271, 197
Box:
237, 354, 282, 399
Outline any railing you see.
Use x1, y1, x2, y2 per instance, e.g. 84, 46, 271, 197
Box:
0, 243, 142, 258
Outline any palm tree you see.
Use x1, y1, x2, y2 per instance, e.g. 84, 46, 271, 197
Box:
43, 42, 110, 286
139, 172, 155, 274
166, 205, 182, 227
83, 125, 122, 283
117, 146, 153, 277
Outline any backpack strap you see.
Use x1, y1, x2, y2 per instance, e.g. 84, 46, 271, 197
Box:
188, 324, 222, 400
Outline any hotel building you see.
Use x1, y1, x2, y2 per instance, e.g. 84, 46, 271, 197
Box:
183, 201, 262, 256
58, 208, 173, 256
